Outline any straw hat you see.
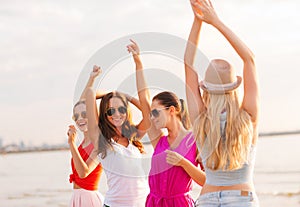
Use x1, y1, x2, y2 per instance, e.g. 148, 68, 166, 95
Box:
199, 59, 242, 94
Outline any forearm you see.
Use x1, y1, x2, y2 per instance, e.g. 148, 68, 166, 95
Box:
181, 158, 206, 186
125, 94, 142, 110
134, 54, 153, 136
184, 18, 205, 123
96, 90, 108, 100
85, 88, 100, 139
184, 18, 202, 67
213, 19, 254, 63
80, 76, 96, 100
135, 55, 151, 115
69, 142, 90, 178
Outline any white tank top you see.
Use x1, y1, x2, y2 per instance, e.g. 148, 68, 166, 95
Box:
98, 140, 149, 207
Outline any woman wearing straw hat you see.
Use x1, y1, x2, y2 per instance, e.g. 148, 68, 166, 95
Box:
184, 0, 260, 206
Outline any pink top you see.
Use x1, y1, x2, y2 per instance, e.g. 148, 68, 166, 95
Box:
146, 132, 198, 207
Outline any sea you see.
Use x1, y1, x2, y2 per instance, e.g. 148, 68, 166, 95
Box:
0, 134, 299, 207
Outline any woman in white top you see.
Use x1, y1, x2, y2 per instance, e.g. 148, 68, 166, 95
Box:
70, 65, 149, 207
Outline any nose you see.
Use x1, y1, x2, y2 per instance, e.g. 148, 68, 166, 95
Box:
112, 109, 122, 116
114, 111, 120, 116
150, 114, 157, 120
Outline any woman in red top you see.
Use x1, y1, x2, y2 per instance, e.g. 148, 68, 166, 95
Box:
67, 67, 105, 207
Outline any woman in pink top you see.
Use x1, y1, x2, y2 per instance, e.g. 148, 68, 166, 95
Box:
127, 40, 206, 206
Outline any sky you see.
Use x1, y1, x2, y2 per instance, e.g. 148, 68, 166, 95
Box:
1, 0, 300, 145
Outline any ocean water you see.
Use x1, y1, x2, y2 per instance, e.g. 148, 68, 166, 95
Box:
0, 134, 299, 206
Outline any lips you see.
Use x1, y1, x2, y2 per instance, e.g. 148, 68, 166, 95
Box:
111, 117, 124, 125
113, 118, 122, 123
77, 122, 87, 128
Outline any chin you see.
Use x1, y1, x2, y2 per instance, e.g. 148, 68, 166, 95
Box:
79, 126, 88, 132
112, 121, 125, 128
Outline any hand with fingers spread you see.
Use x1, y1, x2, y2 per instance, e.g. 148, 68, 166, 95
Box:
127, 39, 140, 56
190, 0, 219, 25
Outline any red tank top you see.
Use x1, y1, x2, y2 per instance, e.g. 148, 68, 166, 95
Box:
69, 141, 102, 190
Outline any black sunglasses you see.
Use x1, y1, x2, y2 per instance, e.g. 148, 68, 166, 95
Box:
150, 107, 169, 118
106, 106, 127, 116
73, 111, 87, 121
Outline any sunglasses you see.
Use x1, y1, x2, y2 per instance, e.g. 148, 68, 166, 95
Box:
150, 107, 169, 118
73, 111, 87, 121
106, 106, 127, 116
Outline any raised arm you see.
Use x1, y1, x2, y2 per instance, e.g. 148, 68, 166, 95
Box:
184, 2, 206, 125
80, 65, 102, 100
119, 91, 146, 139
95, 89, 108, 100
127, 39, 162, 147
120, 92, 142, 111
193, 0, 259, 123
67, 125, 99, 178
67, 66, 102, 177
85, 87, 101, 143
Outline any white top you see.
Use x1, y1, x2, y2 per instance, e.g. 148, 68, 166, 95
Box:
98, 140, 149, 207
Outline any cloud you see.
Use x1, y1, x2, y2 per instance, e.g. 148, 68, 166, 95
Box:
1, 0, 300, 144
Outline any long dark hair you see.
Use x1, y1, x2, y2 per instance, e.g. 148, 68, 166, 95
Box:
98, 91, 144, 158
152, 91, 191, 130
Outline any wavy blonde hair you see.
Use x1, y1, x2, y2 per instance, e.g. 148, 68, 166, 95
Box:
193, 90, 253, 170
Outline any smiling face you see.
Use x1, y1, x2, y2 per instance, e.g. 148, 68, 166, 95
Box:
73, 103, 88, 132
150, 99, 169, 129
106, 97, 127, 129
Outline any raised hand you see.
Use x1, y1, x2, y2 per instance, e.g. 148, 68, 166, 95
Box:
126, 39, 140, 56
67, 125, 77, 144
191, 0, 219, 25
90, 65, 102, 79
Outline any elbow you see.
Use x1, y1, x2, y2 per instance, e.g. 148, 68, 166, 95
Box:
78, 170, 89, 178
245, 51, 256, 65
184, 53, 188, 64
86, 87, 95, 97
184, 55, 191, 67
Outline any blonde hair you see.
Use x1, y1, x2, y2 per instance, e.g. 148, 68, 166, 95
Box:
194, 91, 253, 170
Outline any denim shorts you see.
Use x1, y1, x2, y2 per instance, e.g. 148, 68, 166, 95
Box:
195, 190, 259, 207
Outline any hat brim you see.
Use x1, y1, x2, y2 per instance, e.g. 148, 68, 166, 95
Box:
199, 76, 242, 94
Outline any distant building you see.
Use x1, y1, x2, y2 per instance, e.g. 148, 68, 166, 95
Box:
20, 141, 25, 149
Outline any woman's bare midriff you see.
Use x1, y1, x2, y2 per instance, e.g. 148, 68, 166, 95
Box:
200, 183, 255, 195
73, 182, 82, 189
